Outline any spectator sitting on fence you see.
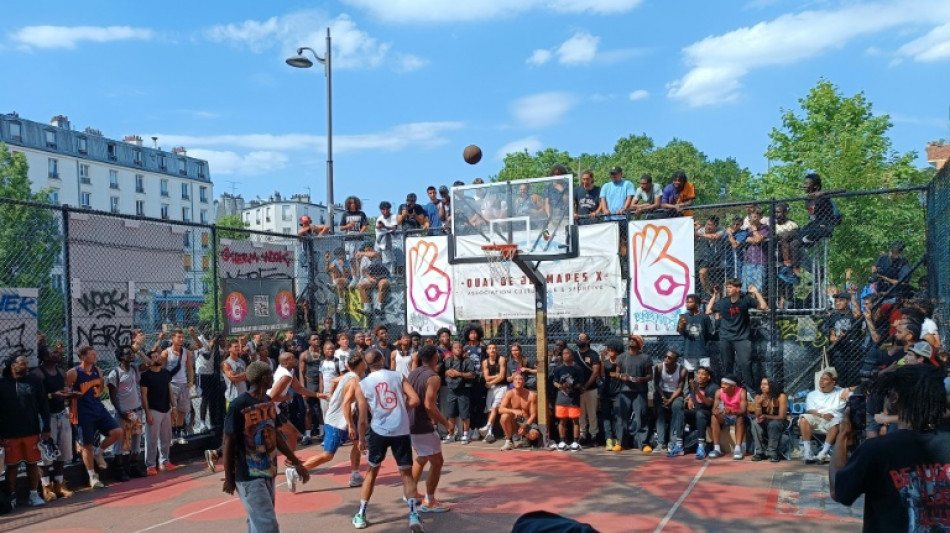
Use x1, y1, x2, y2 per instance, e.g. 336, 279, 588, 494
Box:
741, 206, 769, 291
871, 240, 911, 301
772, 202, 801, 290
355, 243, 391, 315
297, 214, 330, 237
325, 247, 350, 310
656, 170, 696, 218
749, 377, 788, 462
798, 172, 841, 248
710, 375, 748, 460
799, 369, 849, 464
629, 173, 661, 218
694, 216, 725, 297
339, 196, 368, 279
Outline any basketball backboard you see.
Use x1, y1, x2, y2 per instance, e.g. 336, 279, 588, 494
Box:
448, 175, 578, 264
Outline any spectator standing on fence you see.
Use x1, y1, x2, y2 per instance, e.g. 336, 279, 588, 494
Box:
32, 348, 74, 501
161, 329, 194, 445
141, 355, 177, 475
424, 186, 445, 233
684, 366, 718, 460
749, 378, 788, 462
442, 342, 475, 444
299, 333, 324, 446
597, 166, 634, 219
740, 207, 769, 291
678, 294, 715, 373
574, 170, 600, 224
409, 345, 452, 513
340, 196, 369, 276
658, 170, 696, 218
707, 280, 767, 392
617, 335, 653, 453
106, 346, 145, 482
1, 354, 51, 508
573, 333, 601, 446
66, 346, 123, 489
654, 350, 687, 456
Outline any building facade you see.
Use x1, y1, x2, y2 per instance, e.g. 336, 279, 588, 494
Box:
242, 192, 331, 234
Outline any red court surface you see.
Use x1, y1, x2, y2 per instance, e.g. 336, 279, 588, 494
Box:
2, 441, 863, 533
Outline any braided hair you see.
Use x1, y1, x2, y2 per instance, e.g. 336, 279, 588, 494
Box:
872, 364, 947, 431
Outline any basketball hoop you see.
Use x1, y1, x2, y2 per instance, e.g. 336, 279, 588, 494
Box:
481, 244, 518, 281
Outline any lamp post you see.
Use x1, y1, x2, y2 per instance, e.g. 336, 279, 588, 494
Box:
286, 28, 334, 233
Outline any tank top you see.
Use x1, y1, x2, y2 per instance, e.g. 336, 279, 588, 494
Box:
324, 372, 358, 430
164, 346, 190, 385
408, 366, 437, 435
267, 366, 294, 413
223, 357, 247, 402
72, 365, 106, 416
659, 363, 681, 394
360, 369, 410, 437
721, 386, 745, 413
486, 357, 501, 378
393, 351, 413, 379
301, 350, 323, 391
38, 366, 66, 413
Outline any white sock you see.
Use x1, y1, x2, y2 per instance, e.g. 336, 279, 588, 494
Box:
41, 476, 50, 486
713, 444, 721, 452
55, 475, 64, 484
407, 497, 418, 514
358, 499, 368, 515
305, 430, 312, 438
803, 441, 814, 454
821, 443, 832, 454
426, 493, 434, 503
351, 470, 360, 477
87, 469, 96, 480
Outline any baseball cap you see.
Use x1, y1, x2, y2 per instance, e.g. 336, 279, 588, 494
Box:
406, 193, 417, 202
833, 293, 850, 300
438, 185, 449, 194
908, 341, 933, 359
299, 215, 312, 226
609, 166, 622, 174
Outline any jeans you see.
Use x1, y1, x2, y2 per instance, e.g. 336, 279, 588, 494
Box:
601, 394, 618, 440
718, 339, 753, 390
741, 263, 764, 292
617, 391, 649, 448
237, 477, 279, 533
578, 389, 599, 438
750, 418, 788, 456
686, 409, 712, 445
145, 409, 171, 467
655, 395, 685, 446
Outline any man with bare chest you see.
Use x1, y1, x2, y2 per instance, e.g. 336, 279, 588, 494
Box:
498, 373, 540, 450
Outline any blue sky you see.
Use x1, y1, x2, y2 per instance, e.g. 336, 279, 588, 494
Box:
2, 0, 949, 213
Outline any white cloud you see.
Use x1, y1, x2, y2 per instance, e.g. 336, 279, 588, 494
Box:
342, 0, 641, 23
511, 92, 576, 128
206, 11, 421, 71
628, 89, 649, 100
188, 149, 290, 176
496, 136, 544, 159
527, 49, 553, 65
667, 0, 950, 107
556, 32, 599, 65
896, 21, 950, 62
10, 25, 153, 49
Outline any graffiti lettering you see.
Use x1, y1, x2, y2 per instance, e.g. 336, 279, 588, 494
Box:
0, 294, 38, 318
77, 289, 130, 319
220, 246, 292, 267
75, 323, 134, 350
224, 267, 293, 280
0, 323, 34, 363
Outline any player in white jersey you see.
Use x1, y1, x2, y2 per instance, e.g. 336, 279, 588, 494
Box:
351, 349, 423, 531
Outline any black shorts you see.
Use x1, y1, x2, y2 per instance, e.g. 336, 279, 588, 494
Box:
446, 390, 471, 419
197, 374, 216, 400
77, 406, 120, 446
366, 429, 413, 470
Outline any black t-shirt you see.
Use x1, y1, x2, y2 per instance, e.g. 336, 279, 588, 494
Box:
34, 366, 66, 413
713, 294, 757, 341
808, 196, 837, 226
601, 357, 623, 397
574, 348, 600, 388
224, 392, 280, 482
834, 429, 950, 532
397, 203, 427, 229
551, 364, 584, 406
825, 311, 862, 350
681, 312, 714, 360
617, 353, 652, 394
0, 374, 50, 438
688, 382, 719, 413
340, 210, 368, 240
374, 344, 392, 369
574, 185, 601, 217
444, 356, 475, 390
140, 369, 172, 413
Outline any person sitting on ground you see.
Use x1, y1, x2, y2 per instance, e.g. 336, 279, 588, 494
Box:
748, 378, 788, 462
799, 369, 849, 464
684, 366, 718, 460
710, 375, 748, 460
499, 373, 540, 450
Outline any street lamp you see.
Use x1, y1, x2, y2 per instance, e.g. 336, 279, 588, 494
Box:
286, 28, 334, 233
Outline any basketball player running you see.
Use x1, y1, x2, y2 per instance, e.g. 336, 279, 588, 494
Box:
499, 373, 540, 450
352, 349, 423, 531
409, 346, 452, 513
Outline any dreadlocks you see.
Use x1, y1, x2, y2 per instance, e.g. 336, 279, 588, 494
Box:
872, 364, 947, 431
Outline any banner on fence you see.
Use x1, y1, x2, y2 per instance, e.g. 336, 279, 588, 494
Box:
222, 278, 296, 335
70, 281, 135, 364
628, 217, 695, 335
0, 288, 38, 367
451, 223, 623, 320
218, 239, 296, 279
405, 236, 456, 335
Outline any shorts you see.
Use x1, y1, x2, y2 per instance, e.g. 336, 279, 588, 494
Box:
446, 390, 471, 419
722, 415, 738, 426
49, 410, 73, 463
171, 383, 191, 414
410, 431, 442, 458
322, 425, 348, 455
366, 429, 413, 470
77, 407, 120, 446
555, 405, 581, 419
4, 434, 41, 464
344, 239, 362, 256
485, 385, 506, 413
802, 413, 840, 434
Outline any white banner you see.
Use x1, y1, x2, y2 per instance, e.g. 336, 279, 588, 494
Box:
0, 288, 39, 367
405, 235, 456, 335
628, 218, 695, 335
453, 223, 623, 320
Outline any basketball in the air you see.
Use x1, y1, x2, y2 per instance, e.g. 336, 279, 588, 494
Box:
463, 145, 482, 165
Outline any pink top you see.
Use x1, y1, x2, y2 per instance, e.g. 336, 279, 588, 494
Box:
721, 386, 745, 413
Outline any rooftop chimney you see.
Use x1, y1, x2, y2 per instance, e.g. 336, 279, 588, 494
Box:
172, 146, 187, 156
124, 135, 143, 147
50, 115, 71, 129
151, 136, 158, 149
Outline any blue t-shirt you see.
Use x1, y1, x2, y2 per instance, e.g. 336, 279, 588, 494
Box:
600, 180, 634, 213
424, 201, 443, 228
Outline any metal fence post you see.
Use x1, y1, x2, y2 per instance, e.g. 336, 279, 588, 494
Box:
767, 198, 782, 385
61, 204, 73, 358
211, 224, 220, 332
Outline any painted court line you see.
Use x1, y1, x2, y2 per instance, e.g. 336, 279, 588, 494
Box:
653, 460, 709, 533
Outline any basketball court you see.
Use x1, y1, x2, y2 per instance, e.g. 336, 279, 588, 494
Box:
3, 441, 863, 533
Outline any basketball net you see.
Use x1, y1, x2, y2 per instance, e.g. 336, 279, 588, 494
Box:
481, 244, 518, 281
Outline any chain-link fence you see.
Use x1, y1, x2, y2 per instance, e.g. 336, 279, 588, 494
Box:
927, 163, 950, 353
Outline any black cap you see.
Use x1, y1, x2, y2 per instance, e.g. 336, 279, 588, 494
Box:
609, 166, 622, 174
438, 185, 449, 194
406, 193, 417, 202
833, 293, 850, 300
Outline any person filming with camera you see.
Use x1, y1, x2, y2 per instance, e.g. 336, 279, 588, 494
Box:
830, 363, 950, 532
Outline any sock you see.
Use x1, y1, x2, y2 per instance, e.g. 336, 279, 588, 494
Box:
352, 470, 360, 477
698, 439, 706, 447
87, 469, 96, 480
358, 500, 368, 516
426, 493, 434, 503
803, 441, 813, 454
407, 497, 418, 514
55, 475, 64, 484
305, 430, 312, 438
41, 476, 50, 486
821, 443, 832, 454
713, 444, 721, 452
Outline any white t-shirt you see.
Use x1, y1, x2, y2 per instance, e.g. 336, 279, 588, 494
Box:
334, 348, 351, 373
267, 365, 295, 412
805, 386, 846, 423
360, 369, 410, 437
325, 372, 359, 430
194, 335, 215, 375
922, 318, 938, 337
164, 346, 190, 385
319, 358, 340, 394
376, 214, 398, 251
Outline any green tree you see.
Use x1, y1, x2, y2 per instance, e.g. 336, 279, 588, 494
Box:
0, 143, 65, 344
197, 214, 249, 329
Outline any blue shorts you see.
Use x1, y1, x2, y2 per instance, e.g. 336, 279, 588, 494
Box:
323, 425, 348, 454
77, 406, 120, 446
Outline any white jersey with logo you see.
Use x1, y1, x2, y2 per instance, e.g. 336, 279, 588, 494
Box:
360, 369, 410, 437
325, 372, 359, 430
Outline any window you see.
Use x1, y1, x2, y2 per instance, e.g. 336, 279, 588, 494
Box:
107, 143, 116, 160
181, 183, 189, 199
202, 280, 209, 294
48, 158, 59, 179
201, 232, 210, 248
182, 207, 191, 222
199, 186, 208, 203
282, 205, 291, 221
266, 208, 271, 222
202, 256, 210, 271
160, 179, 169, 197
77, 137, 87, 153
200, 210, 208, 224
185, 279, 193, 294
80, 192, 91, 208
79, 164, 90, 184
158, 154, 167, 171
135, 174, 144, 193
197, 162, 205, 179
49, 188, 59, 205
183, 254, 192, 269
133, 150, 142, 165
136, 200, 145, 216
10, 122, 21, 139
45, 130, 56, 148
110, 196, 120, 213
109, 170, 119, 189
179, 158, 187, 175
161, 204, 169, 219
283, 227, 292, 234
183, 231, 192, 247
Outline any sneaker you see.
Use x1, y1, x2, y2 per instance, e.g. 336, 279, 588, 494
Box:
409, 511, 425, 532
751, 453, 766, 462
604, 438, 614, 452
642, 445, 653, 454
352, 512, 368, 529
41, 484, 58, 502
557, 441, 567, 451
569, 442, 581, 452
205, 449, 217, 472
420, 498, 449, 513
160, 462, 178, 471
147, 467, 158, 476
666, 445, 685, 457
300, 435, 312, 446
93, 447, 107, 470
459, 435, 470, 445
348, 472, 364, 488
8, 495, 16, 511
612, 442, 622, 452
484, 433, 496, 444
500, 440, 514, 451
769, 454, 781, 463
177, 434, 188, 446
29, 492, 46, 507
547, 441, 558, 450
373, 301, 382, 312
708, 449, 723, 459
815, 449, 830, 463
441, 434, 455, 443
52, 481, 74, 499
803, 451, 816, 464
695, 446, 707, 460
477, 425, 491, 438
286, 466, 299, 493
733, 449, 744, 460
90, 476, 106, 489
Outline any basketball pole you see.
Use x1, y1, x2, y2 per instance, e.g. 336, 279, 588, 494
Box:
512, 255, 549, 442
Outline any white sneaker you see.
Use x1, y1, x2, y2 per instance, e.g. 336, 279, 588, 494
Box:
459, 434, 470, 445
557, 441, 567, 451
441, 433, 455, 443
409, 511, 425, 532
348, 472, 364, 488
803, 450, 816, 464
285, 466, 299, 493
477, 425, 491, 438
570, 442, 581, 452
484, 433, 496, 444
469, 429, 481, 441
547, 441, 558, 450
373, 301, 382, 311
28, 492, 46, 507
816, 449, 830, 463
500, 440, 513, 451
90, 476, 106, 489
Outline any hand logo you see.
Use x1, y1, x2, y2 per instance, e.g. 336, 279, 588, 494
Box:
632, 224, 690, 313
408, 240, 451, 317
